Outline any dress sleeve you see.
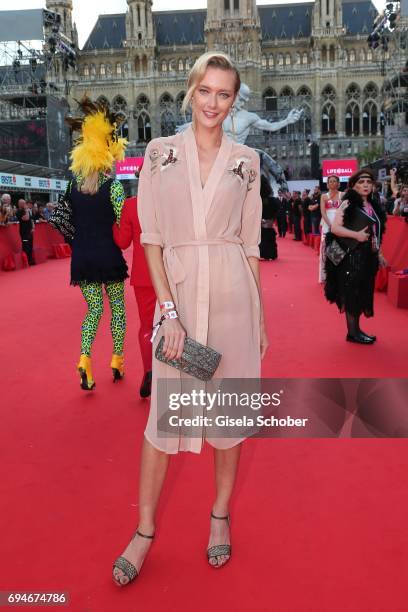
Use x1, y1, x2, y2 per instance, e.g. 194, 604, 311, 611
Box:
239, 151, 262, 258
137, 140, 164, 247
110, 179, 125, 224
112, 199, 133, 249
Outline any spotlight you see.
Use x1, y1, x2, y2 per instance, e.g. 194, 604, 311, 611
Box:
388, 12, 398, 30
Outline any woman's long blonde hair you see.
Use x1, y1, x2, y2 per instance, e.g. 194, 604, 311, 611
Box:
181, 52, 241, 120
80, 171, 100, 195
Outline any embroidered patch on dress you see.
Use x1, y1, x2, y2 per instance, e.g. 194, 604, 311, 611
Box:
161, 147, 178, 168
228, 157, 255, 190
160, 144, 179, 172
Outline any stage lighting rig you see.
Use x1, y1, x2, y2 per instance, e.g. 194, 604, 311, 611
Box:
367, 1, 400, 49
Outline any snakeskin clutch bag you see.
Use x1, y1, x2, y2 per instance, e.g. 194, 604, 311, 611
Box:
155, 336, 222, 381
325, 239, 348, 266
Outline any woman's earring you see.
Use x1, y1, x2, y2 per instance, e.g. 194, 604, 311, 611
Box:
230, 105, 236, 137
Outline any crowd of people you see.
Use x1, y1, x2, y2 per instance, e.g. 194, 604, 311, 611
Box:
0, 195, 57, 266
259, 169, 407, 265
0, 194, 55, 226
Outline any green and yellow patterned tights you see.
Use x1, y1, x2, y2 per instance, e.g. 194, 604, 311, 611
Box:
79, 281, 126, 357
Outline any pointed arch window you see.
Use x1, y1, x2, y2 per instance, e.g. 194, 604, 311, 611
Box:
263, 87, 277, 111
363, 101, 378, 135
161, 110, 176, 137
322, 104, 336, 134
138, 113, 151, 143
345, 102, 360, 136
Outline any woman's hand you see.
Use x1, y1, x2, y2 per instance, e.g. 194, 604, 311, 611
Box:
260, 320, 269, 360
162, 318, 186, 360
355, 226, 370, 242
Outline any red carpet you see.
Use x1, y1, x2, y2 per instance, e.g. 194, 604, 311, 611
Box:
1, 238, 408, 612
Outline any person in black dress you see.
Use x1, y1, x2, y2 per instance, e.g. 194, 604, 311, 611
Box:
260, 175, 278, 260
324, 169, 387, 344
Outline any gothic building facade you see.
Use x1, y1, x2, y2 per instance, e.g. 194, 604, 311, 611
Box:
47, 0, 389, 179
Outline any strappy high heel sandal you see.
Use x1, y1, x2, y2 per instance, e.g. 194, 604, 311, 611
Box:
207, 511, 231, 568
112, 529, 154, 587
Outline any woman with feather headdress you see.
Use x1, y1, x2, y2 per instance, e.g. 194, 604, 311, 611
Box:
51, 96, 129, 390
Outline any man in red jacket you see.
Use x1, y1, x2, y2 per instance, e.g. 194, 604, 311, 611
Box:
113, 191, 155, 398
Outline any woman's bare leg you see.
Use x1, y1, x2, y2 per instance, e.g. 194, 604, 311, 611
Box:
113, 437, 170, 585
208, 443, 242, 567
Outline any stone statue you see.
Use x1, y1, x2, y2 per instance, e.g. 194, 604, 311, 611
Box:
222, 83, 303, 145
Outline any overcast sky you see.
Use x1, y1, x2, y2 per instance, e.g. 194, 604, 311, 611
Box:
10, 0, 386, 47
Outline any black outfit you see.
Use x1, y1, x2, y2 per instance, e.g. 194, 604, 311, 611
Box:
310, 193, 322, 234
324, 189, 386, 341
16, 209, 35, 265
287, 199, 294, 233
276, 197, 287, 237
302, 197, 312, 235
291, 197, 302, 240
259, 175, 278, 260
260, 196, 278, 260
70, 178, 128, 285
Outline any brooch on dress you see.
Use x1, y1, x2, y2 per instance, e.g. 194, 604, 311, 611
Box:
160, 144, 179, 172
228, 157, 257, 191
162, 148, 178, 168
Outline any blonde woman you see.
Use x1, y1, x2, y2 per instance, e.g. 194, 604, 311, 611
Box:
112, 52, 269, 586
319, 175, 342, 283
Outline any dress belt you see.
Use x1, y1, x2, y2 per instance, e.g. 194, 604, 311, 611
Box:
163, 237, 243, 284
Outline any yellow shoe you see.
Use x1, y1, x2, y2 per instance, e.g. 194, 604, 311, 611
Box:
111, 354, 124, 382
77, 354, 95, 391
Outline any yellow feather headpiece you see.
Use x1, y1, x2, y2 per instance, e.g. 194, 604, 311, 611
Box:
66, 96, 128, 176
